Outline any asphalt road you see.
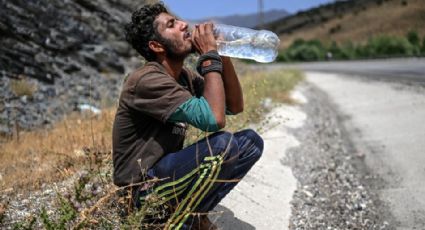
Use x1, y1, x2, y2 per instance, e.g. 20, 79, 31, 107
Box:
271, 57, 425, 85
292, 58, 425, 229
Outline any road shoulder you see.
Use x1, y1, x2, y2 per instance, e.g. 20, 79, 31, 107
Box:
286, 81, 392, 229
211, 89, 306, 229
306, 71, 425, 229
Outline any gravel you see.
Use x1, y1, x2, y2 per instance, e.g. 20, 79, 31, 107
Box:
285, 82, 394, 229
0, 169, 121, 229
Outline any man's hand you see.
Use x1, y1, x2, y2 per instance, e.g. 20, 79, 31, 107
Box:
191, 23, 217, 54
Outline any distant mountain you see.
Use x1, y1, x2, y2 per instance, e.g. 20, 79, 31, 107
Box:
190, 9, 290, 29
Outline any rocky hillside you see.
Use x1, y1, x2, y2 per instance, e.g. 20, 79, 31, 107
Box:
263, 0, 425, 48
0, 0, 146, 135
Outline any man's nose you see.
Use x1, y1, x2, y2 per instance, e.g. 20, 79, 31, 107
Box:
180, 21, 188, 31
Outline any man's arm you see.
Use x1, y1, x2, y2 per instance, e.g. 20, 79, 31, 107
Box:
191, 23, 226, 128
221, 56, 243, 114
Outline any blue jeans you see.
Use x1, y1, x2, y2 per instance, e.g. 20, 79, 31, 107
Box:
137, 129, 263, 228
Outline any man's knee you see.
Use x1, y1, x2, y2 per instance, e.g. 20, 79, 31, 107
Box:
207, 131, 239, 159
238, 129, 264, 154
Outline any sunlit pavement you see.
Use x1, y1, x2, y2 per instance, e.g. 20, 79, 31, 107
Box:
211, 92, 307, 229
307, 71, 425, 229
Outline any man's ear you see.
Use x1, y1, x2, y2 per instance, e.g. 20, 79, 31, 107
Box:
148, 40, 164, 53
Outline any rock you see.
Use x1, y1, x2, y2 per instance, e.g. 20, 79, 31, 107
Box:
109, 41, 131, 56
0, 0, 147, 134
77, 104, 101, 114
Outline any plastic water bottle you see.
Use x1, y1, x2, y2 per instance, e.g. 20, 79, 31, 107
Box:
213, 24, 280, 63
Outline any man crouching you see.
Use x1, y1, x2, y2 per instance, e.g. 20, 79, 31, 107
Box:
112, 3, 264, 229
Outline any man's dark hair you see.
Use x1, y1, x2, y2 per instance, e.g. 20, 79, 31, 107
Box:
125, 3, 168, 61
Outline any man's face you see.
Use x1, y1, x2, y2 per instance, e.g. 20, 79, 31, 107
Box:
154, 12, 193, 59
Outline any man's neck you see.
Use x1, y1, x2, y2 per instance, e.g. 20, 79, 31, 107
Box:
159, 58, 184, 81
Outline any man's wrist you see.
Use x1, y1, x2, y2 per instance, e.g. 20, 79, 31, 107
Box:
196, 50, 223, 76
200, 47, 218, 55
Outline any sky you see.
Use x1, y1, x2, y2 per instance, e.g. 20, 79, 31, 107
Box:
162, 0, 335, 20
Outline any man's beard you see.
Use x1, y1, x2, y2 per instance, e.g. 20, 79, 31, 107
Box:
158, 36, 194, 60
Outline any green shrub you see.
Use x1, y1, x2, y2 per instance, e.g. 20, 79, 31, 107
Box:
40, 196, 77, 230
363, 35, 415, 57
339, 42, 358, 59
328, 41, 357, 60
12, 217, 36, 230
288, 44, 324, 61
278, 33, 422, 62
292, 38, 306, 47
276, 51, 289, 62
306, 39, 325, 49
407, 31, 420, 46
406, 30, 421, 55
284, 39, 326, 61
355, 43, 372, 58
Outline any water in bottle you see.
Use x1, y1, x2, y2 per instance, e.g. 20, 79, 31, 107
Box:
213, 24, 280, 63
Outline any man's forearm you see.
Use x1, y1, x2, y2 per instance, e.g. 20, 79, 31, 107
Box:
221, 56, 244, 114
203, 72, 226, 128
191, 23, 226, 128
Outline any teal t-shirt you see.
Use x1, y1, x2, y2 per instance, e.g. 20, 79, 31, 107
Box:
168, 75, 219, 132
168, 96, 219, 132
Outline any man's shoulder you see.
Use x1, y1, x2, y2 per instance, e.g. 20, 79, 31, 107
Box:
128, 62, 167, 81
124, 62, 170, 90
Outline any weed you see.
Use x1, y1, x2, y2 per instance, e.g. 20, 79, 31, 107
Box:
74, 172, 93, 203
12, 216, 36, 230
40, 195, 77, 230
10, 78, 37, 99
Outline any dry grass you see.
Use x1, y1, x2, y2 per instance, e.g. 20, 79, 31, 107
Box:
10, 78, 37, 98
280, 0, 425, 48
0, 110, 115, 192
0, 68, 303, 194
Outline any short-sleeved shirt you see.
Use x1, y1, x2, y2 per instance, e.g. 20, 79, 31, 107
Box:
112, 62, 204, 186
